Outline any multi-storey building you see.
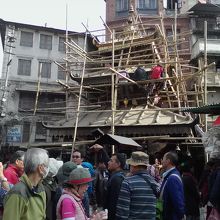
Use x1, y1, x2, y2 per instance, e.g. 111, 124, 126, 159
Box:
105, 0, 197, 52
0, 19, 93, 152
188, 1, 220, 126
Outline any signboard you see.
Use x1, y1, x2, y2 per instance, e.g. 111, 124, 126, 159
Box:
6, 125, 21, 143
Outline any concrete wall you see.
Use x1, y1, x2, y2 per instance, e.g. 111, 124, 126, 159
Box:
3, 26, 85, 83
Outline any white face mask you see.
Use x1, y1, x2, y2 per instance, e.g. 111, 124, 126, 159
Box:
42, 165, 49, 179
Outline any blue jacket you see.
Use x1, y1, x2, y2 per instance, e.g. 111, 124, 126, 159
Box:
161, 168, 185, 220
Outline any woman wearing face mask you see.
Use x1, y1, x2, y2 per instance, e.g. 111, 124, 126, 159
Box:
56, 167, 106, 220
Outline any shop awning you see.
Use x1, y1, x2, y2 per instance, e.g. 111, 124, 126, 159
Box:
95, 134, 142, 149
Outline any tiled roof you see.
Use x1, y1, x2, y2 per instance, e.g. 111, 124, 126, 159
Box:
44, 105, 194, 129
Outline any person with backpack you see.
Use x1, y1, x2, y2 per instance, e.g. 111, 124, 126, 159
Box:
104, 153, 126, 220
116, 151, 160, 220
160, 151, 185, 220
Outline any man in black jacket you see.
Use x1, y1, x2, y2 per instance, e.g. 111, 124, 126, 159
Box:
104, 153, 126, 220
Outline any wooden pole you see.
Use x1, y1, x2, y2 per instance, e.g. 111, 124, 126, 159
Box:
204, 21, 208, 132
65, 4, 69, 120
174, 3, 181, 109
28, 63, 42, 148
71, 30, 88, 156
111, 29, 115, 154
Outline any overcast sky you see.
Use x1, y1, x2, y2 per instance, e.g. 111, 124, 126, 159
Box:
0, 0, 106, 74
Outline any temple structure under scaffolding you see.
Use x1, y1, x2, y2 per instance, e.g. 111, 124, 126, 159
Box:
42, 6, 207, 160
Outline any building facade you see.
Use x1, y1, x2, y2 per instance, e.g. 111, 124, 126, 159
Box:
0, 19, 92, 151
189, 1, 220, 125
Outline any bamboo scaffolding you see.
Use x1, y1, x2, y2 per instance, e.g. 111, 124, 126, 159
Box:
45, 4, 208, 158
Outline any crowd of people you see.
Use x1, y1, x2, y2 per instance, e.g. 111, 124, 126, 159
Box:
0, 146, 220, 220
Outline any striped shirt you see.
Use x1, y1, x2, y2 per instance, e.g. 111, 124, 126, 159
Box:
116, 170, 160, 220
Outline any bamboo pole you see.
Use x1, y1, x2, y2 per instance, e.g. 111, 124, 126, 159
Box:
174, 3, 181, 109
71, 30, 88, 155
28, 63, 42, 148
111, 29, 115, 154
204, 21, 208, 132
65, 7, 69, 120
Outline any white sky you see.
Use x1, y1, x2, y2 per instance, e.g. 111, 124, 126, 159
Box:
0, 0, 106, 75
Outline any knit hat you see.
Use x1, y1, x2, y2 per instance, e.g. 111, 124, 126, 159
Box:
56, 161, 77, 184
126, 151, 149, 167
68, 167, 92, 185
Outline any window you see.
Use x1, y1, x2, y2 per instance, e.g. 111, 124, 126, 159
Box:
35, 122, 46, 141
19, 92, 35, 110
116, 0, 129, 12
20, 31, 33, 47
18, 59, 31, 76
59, 37, 66, 52
137, 0, 157, 9
163, 0, 182, 10
22, 122, 30, 142
39, 61, 51, 78
40, 34, 52, 50
57, 66, 66, 80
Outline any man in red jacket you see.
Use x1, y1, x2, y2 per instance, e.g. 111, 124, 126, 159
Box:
4, 150, 25, 185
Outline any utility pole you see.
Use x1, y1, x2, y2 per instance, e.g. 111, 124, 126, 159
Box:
0, 26, 16, 117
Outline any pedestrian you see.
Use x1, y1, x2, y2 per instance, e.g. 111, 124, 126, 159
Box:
104, 153, 126, 220
0, 162, 10, 219
208, 158, 220, 219
56, 167, 105, 220
3, 150, 25, 184
71, 150, 84, 166
94, 160, 109, 210
71, 150, 90, 217
42, 158, 63, 220
116, 151, 160, 220
3, 148, 49, 220
181, 162, 200, 220
160, 151, 185, 220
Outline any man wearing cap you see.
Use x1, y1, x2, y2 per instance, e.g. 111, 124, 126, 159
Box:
116, 151, 160, 220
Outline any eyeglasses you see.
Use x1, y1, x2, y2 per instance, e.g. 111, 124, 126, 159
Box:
72, 155, 80, 159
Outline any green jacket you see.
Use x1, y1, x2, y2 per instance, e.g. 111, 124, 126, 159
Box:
3, 174, 46, 220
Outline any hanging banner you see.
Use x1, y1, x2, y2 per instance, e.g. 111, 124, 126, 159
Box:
6, 125, 21, 143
